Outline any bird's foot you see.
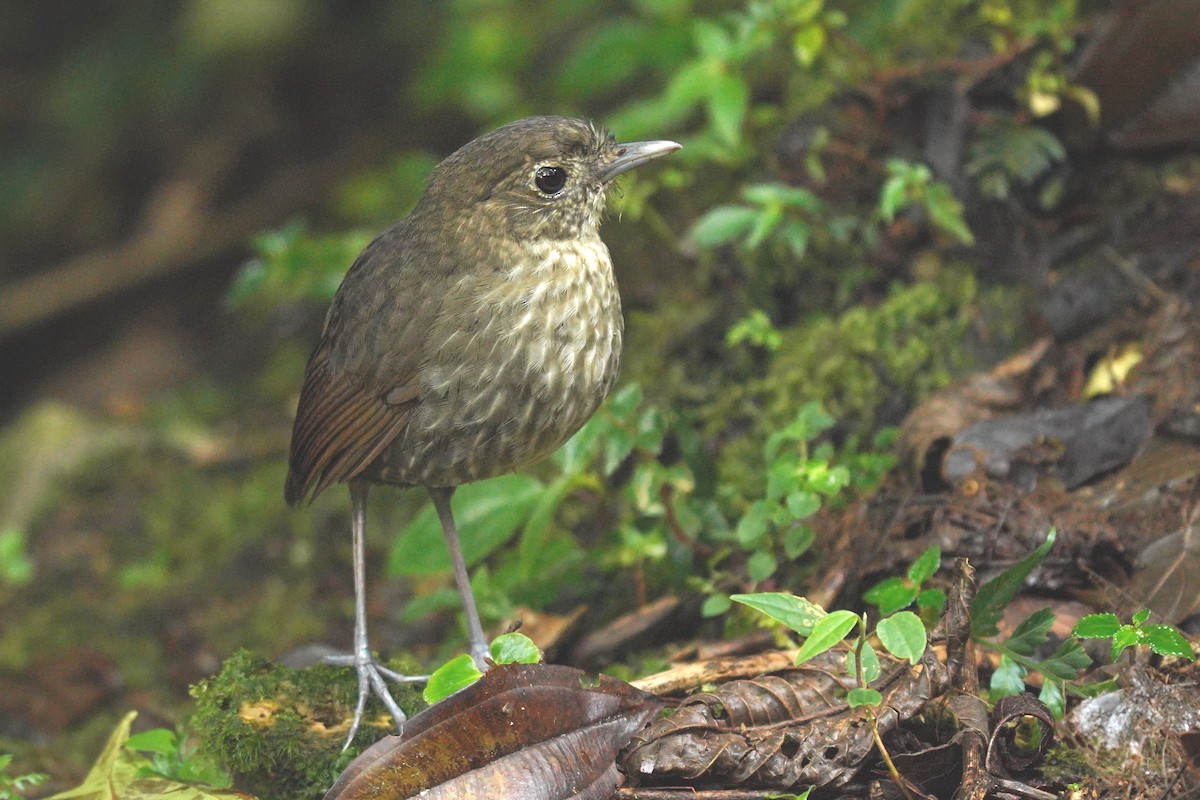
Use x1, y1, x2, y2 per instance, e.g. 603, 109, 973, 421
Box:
323, 650, 427, 750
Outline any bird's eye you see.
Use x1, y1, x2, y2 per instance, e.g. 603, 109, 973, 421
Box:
534, 166, 568, 195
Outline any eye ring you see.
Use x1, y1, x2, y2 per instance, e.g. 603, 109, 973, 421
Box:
535, 165, 568, 195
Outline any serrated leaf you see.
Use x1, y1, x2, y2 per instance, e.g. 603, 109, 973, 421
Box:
1110, 626, 1141, 660
972, 529, 1056, 637
1132, 608, 1151, 625
1144, 625, 1196, 659
1072, 613, 1121, 639
423, 654, 484, 704
1006, 607, 1055, 656
731, 592, 825, 635
876, 611, 926, 664
989, 655, 1027, 698
795, 609, 858, 664
490, 633, 541, 665
1040, 637, 1091, 681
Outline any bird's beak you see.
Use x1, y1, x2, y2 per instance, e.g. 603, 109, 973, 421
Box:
602, 140, 682, 182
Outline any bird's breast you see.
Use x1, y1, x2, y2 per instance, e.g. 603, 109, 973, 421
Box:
375, 236, 624, 487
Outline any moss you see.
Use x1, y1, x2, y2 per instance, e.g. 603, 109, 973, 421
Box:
189, 649, 425, 800
703, 268, 978, 500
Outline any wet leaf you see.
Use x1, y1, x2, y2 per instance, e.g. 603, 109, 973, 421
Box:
327, 663, 661, 800
731, 592, 825, 636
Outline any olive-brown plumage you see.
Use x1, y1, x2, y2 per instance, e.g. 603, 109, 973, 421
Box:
284, 116, 679, 746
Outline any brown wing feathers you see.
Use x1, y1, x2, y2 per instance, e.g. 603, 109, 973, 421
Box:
284, 342, 413, 506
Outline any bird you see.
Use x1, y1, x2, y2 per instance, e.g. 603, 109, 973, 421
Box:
284, 116, 680, 745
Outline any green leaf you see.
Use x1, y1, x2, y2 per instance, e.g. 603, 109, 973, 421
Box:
782, 523, 814, 560
1039, 637, 1091, 681
636, 407, 668, 453
702, 593, 732, 617
124, 729, 177, 757
846, 640, 881, 683
1072, 613, 1121, 639
972, 529, 1056, 637
555, 19, 663, 96
743, 204, 782, 250
767, 459, 800, 500
924, 182, 975, 245
1006, 607, 1055, 656
706, 72, 749, 147
1143, 625, 1196, 659
785, 491, 820, 520
795, 609, 859, 665
742, 183, 820, 210
690, 205, 758, 247
490, 632, 541, 664
603, 425, 636, 476
423, 654, 483, 704
907, 546, 941, 584
554, 417, 604, 474
793, 22, 826, 66
692, 19, 732, 60
388, 474, 545, 576
1110, 626, 1141, 660
1132, 608, 1151, 625
517, 472, 576, 579
916, 588, 946, 615
863, 577, 917, 616
731, 592, 825, 636
876, 611, 926, 664
989, 655, 1027, 697
747, 549, 778, 582
0, 527, 34, 585
736, 500, 772, 547
778, 220, 811, 258
846, 687, 881, 708
1039, 680, 1065, 719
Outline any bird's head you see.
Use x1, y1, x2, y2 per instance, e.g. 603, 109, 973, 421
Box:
418, 116, 680, 241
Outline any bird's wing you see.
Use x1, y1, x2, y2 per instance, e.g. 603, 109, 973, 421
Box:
284, 339, 418, 506
283, 226, 437, 506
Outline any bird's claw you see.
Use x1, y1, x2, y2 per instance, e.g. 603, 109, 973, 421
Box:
324, 651, 427, 750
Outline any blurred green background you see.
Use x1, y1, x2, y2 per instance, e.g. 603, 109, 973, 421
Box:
5, 0, 1197, 792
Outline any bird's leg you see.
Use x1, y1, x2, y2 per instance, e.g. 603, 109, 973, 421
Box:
428, 487, 490, 669
325, 480, 422, 750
